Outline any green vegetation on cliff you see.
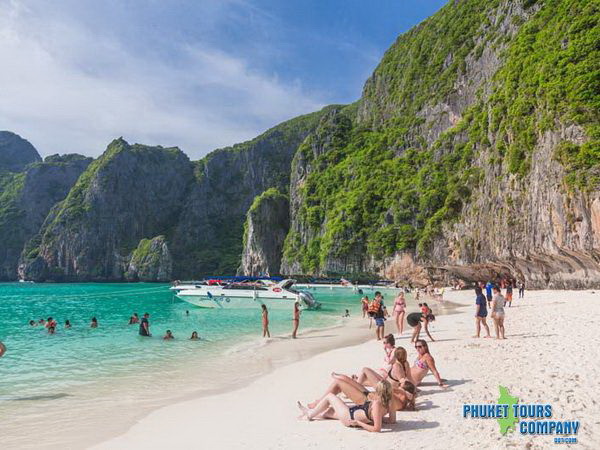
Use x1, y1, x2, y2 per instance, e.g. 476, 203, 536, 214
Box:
284, 0, 599, 273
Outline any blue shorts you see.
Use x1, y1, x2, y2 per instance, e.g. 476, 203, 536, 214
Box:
375, 318, 385, 327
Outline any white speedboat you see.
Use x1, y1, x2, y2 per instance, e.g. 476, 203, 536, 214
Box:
175, 279, 320, 309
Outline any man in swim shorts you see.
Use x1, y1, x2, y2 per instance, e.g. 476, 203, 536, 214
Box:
373, 292, 386, 340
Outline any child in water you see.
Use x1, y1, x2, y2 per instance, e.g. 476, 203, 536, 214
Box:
163, 330, 174, 340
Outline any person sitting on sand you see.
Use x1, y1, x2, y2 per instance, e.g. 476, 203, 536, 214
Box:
163, 330, 174, 340
474, 286, 491, 338
491, 286, 507, 339
261, 304, 270, 338
298, 378, 396, 432
381, 334, 396, 371
355, 346, 415, 389
407, 311, 435, 342
411, 339, 447, 388
305, 372, 416, 414
90, 317, 98, 328
190, 331, 200, 340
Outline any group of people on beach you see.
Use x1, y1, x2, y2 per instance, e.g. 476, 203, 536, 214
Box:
362, 291, 437, 343
297, 333, 446, 432
473, 280, 520, 339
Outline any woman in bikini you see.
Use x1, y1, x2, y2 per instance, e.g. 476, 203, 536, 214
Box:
298, 378, 396, 432
292, 302, 301, 339
261, 304, 270, 338
411, 339, 447, 387
355, 346, 415, 388
393, 292, 407, 335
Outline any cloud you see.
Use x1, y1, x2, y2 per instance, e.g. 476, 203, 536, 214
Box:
0, 0, 323, 159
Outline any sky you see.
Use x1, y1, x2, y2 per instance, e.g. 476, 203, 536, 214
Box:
0, 0, 447, 159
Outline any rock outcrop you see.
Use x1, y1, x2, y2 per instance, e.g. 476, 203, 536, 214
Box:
125, 236, 172, 281
239, 188, 289, 276
0, 131, 41, 172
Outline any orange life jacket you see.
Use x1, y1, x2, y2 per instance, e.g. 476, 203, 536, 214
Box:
368, 297, 382, 314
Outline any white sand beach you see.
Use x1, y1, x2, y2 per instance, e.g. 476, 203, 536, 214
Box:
96, 289, 600, 449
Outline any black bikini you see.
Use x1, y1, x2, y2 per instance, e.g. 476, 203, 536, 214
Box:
349, 401, 372, 421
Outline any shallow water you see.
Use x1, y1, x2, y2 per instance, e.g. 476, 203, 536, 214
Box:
0, 282, 402, 449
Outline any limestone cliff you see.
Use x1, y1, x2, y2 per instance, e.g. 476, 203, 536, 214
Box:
20, 139, 193, 281
125, 236, 172, 282
0, 131, 41, 172
280, 0, 600, 288
239, 188, 289, 276
0, 152, 92, 279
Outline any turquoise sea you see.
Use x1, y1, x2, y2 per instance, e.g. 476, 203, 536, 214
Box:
0, 282, 401, 449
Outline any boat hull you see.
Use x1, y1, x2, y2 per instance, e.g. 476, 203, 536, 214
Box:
176, 289, 300, 309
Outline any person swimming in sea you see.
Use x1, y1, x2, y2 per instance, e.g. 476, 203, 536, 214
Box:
163, 330, 174, 340
38, 318, 45, 326
128, 313, 139, 325
190, 331, 200, 340
64, 320, 71, 329
261, 304, 270, 338
29, 320, 37, 326
0, 341, 6, 358
90, 317, 98, 328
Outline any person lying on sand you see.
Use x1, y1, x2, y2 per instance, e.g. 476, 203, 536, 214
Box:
411, 339, 447, 388
298, 379, 396, 432
305, 372, 416, 414
355, 346, 415, 388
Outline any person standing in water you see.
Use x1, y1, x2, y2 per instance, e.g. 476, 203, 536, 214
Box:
90, 317, 98, 328
473, 286, 491, 338
261, 304, 271, 338
139, 313, 151, 337
64, 320, 71, 329
292, 302, 301, 339
393, 292, 406, 336
491, 286, 507, 339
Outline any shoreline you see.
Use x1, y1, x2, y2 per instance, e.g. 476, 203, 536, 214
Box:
97, 289, 600, 449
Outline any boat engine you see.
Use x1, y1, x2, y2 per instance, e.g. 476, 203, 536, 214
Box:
299, 291, 321, 310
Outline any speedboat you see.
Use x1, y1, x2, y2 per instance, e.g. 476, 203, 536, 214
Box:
175, 279, 320, 309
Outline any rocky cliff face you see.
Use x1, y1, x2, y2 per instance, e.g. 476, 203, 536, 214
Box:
279, 0, 600, 288
239, 188, 289, 276
0, 152, 92, 279
168, 107, 334, 279
20, 139, 193, 281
